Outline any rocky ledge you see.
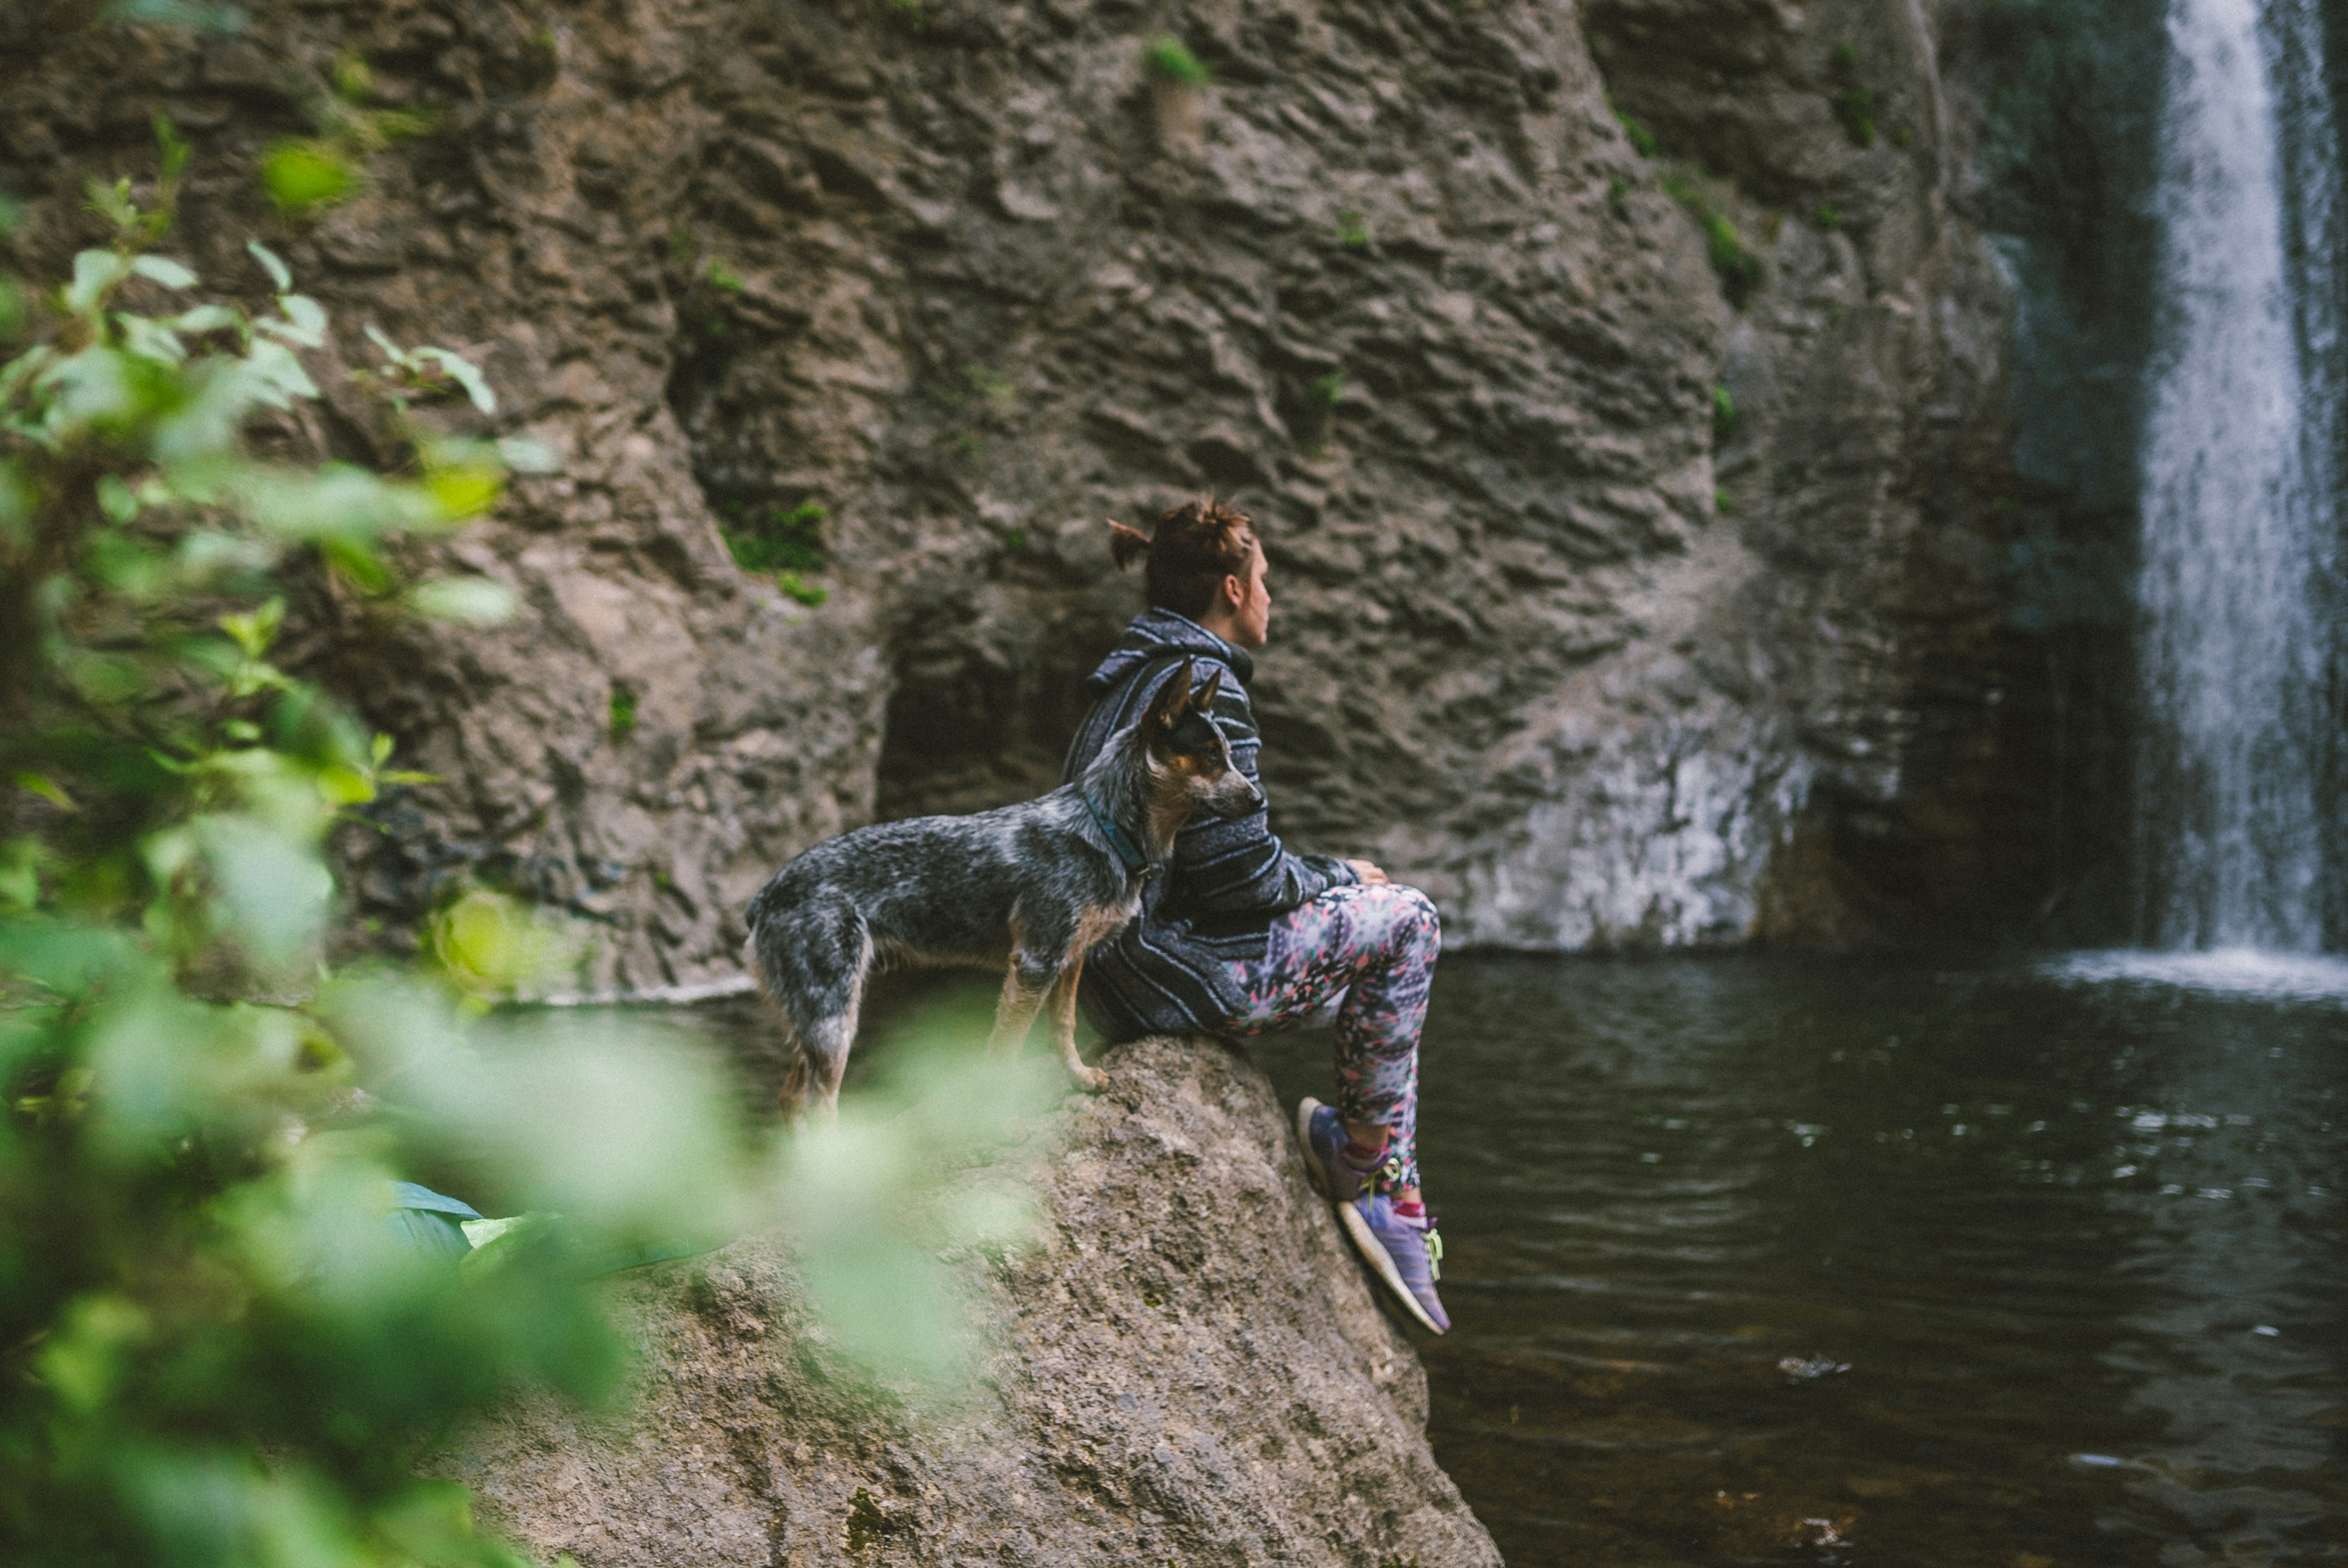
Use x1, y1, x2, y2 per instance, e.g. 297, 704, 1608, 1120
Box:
435, 1034, 1498, 1567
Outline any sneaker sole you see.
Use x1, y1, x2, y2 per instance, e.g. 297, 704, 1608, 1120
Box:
1334, 1199, 1446, 1335
1295, 1097, 1334, 1199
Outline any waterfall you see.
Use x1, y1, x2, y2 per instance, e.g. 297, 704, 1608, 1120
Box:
2133, 0, 2342, 953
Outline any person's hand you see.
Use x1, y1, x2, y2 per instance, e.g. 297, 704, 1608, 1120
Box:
1345, 858, 1390, 885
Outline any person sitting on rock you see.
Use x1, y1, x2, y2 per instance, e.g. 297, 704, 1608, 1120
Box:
1063, 497, 1449, 1334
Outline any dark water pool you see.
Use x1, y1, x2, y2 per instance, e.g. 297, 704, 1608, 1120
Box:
689, 953, 2347, 1567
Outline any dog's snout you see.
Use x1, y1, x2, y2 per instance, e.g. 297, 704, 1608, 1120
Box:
1225, 780, 1266, 817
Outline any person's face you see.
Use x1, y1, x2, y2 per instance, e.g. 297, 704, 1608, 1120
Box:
1227, 537, 1270, 648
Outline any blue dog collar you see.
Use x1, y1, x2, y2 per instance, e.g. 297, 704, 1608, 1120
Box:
1081, 790, 1148, 875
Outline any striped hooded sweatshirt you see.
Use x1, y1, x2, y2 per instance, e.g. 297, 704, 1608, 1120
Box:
1061, 607, 1356, 1039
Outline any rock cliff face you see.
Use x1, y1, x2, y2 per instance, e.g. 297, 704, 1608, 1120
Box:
432, 1033, 1501, 1567
0, 0, 2020, 990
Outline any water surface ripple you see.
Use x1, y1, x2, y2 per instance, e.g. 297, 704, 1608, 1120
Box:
1248, 954, 2346, 1567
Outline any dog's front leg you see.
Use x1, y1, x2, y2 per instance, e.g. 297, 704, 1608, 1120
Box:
988, 960, 1050, 1060
1045, 959, 1106, 1092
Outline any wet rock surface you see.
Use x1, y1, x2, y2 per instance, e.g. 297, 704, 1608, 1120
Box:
1, 0, 2020, 989
431, 1033, 1499, 1567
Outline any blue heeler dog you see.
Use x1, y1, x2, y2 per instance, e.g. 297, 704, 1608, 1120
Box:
746, 657, 1261, 1119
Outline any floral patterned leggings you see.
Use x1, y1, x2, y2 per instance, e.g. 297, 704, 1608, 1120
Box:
1216, 881, 1441, 1193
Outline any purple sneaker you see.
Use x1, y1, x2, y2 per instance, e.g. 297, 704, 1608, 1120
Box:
1296, 1097, 1374, 1203
1336, 1191, 1450, 1334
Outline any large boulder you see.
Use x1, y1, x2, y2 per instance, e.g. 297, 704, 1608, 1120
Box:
434, 1034, 1499, 1567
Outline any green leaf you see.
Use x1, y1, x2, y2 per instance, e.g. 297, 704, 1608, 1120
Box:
169, 302, 240, 334
37, 347, 144, 432
261, 140, 360, 213
318, 534, 394, 591
83, 176, 137, 233
246, 239, 292, 291
217, 597, 284, 658
153, 109, 190, 184
96, 473, 140, 522
17, 772, 78, 811
425, 463, 503, 521
496, 435, 561, 473
315, 763, 376, 806
407, 575, 517, 625
118, 313, 188, 366
243, 337, 322, 406
409, 346, 496, 414
0, 836, 44, 909
280, 293, 328, 339
195, 812, 333, 964
0, 919, 133, 994
64, 250, 132, 315
130, 254, 199, 290
1142, 35, 1211, 87
428, 890, 542, 996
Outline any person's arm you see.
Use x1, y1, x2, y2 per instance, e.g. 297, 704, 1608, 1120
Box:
1168, 665, 1355, 916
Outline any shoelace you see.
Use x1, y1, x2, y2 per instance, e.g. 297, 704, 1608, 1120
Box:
1372, 1150, 1443, 1281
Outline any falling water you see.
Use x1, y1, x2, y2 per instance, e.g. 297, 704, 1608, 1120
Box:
2133, 0, 2342, 954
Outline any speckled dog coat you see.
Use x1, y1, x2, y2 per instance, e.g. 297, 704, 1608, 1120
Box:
745, 657, 1261, 1117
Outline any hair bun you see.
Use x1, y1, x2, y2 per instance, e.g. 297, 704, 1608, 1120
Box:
1106, 519, 1153, 570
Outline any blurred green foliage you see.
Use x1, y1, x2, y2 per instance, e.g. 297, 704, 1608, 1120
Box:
0, 151, 1042, 1567
607, 684, 639, 743
1829, 43, 1878, 148
1142, 36, 1211, 88
1302, 370, 1345, 452
1613, 108, 1658, 159
717, 500, 829, 604
260, 142, 359, 212
1663, 176, 1764, 309
262, 53, 439, 216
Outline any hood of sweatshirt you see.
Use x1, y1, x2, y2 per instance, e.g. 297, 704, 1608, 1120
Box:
1081, 607, 1255, 695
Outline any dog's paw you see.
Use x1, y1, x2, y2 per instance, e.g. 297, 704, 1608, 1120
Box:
1071, 1064, 1110, 1092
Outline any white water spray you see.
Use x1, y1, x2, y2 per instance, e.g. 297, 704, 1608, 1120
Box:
2134, 0, 2341, 953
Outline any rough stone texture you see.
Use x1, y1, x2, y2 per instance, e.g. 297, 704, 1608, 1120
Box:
0, 0, 2021, 989
431, 1034, 1500, 1567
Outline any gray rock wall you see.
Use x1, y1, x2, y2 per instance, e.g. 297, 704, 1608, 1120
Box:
0, 0, 2019, 991
432, 1034, 1503, 1567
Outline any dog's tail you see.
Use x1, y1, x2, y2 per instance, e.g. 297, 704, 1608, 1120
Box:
745, 869, 870, 1119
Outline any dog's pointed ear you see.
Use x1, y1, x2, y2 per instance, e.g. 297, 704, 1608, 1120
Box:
1192, 664, 1224, 714
1142, 656, 1197, 735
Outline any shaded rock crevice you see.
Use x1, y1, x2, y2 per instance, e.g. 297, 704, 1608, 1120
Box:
434, 1034, 1501, 1568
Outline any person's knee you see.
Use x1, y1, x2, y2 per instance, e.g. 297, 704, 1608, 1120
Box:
1377, 883, 1441, 956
